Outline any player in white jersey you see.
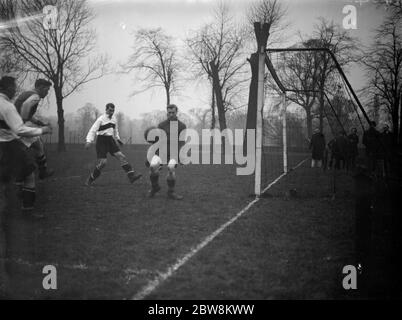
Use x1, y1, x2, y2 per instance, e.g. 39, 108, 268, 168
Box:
0, 76, 52, 216
85, 103, 142, 186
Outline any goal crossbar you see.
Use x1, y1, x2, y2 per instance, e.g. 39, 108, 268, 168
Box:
265, 47, 371, 126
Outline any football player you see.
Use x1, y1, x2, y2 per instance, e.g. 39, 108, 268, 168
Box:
14, 79, 54, 180
0, 76, 52, 216
146, 104, 186, 200
85, 103, 142, 186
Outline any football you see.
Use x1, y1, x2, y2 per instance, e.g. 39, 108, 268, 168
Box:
144, 126, 158, 144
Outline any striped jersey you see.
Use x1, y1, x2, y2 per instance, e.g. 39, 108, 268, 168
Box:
14, 90, 41, 122
86, 114, 121, 144
0, 93, 43, 142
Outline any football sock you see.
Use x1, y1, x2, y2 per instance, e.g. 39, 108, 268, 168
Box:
150, 173, 159, 189
37, 154, 47, 170
122, 163, 134, 174
90, 165, 102, 182
37, 154, 51, 179
123, 163, 140, 182
167, 177, 175, 193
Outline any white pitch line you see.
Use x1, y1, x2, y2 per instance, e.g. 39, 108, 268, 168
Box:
131, 158, 308, 300
0, 257, 157, 278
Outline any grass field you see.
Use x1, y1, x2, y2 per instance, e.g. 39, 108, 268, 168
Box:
0, 143, 393, 299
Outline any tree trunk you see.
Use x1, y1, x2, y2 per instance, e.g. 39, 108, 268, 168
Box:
246, 53, 259, 132
392, 112, 399, 147
211, 84, 216, 129
396, 95, 401, 146
210, 61, 227, 131
55, 87, 66, 152
318, 57, 328, 134
244, 53, 259, 154
306, 107, 313, 139
165, 85, 170, 106
319, 89, 324, 133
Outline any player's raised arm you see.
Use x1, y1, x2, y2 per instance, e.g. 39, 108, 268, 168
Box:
86, 116, 102, 147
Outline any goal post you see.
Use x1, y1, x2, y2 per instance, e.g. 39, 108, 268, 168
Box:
250, 45, 373, 197
282, 93, 288, 174
254, 41, 266, 197
265, 47, 371, 124
253, 22, 270, 197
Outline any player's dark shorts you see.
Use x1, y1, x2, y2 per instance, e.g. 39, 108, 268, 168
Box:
96, 135, 120, 159
0, 139, 36, 183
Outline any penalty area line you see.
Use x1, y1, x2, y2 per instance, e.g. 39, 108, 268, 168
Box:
131, 158, 308, 300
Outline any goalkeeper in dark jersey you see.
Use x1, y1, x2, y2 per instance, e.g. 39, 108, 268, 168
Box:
14, 79, 54, 180
147, 104, 186, 200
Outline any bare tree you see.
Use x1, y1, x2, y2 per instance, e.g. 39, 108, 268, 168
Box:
307, 18, 358, 132
139, 110, 166, 142
114, 111, 127, 141
266, 19, 357, 137
361, 13, 401, 145
0, 0, 26, 75
246, 0, 288, 48
123, 28, 181, 106
245, 0, 288, 134
376, 0, 402, 19
0, 46, 22, 75
186, 2, 248, 130
76, 102, 100, 137
270, 40, 321, 138
189, 108, 211, 133
0, 0, 108, 152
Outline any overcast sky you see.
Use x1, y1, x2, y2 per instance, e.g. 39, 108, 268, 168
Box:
40, 0, 388, 119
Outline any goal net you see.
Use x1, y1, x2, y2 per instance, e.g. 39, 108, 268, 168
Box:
250, 46, 371, 197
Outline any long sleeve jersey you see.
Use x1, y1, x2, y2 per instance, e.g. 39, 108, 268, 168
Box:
0, 93, 44, 142
14, 90, 42, 123
86, 114, 121, 144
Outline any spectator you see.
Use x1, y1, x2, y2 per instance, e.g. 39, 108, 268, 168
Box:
334, 131, 349, 170
348, 127, 359, 170
309, 129, 326, 168
380, 124, 393, 177
327, 137, 336, 169
363, 121, 382, 174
